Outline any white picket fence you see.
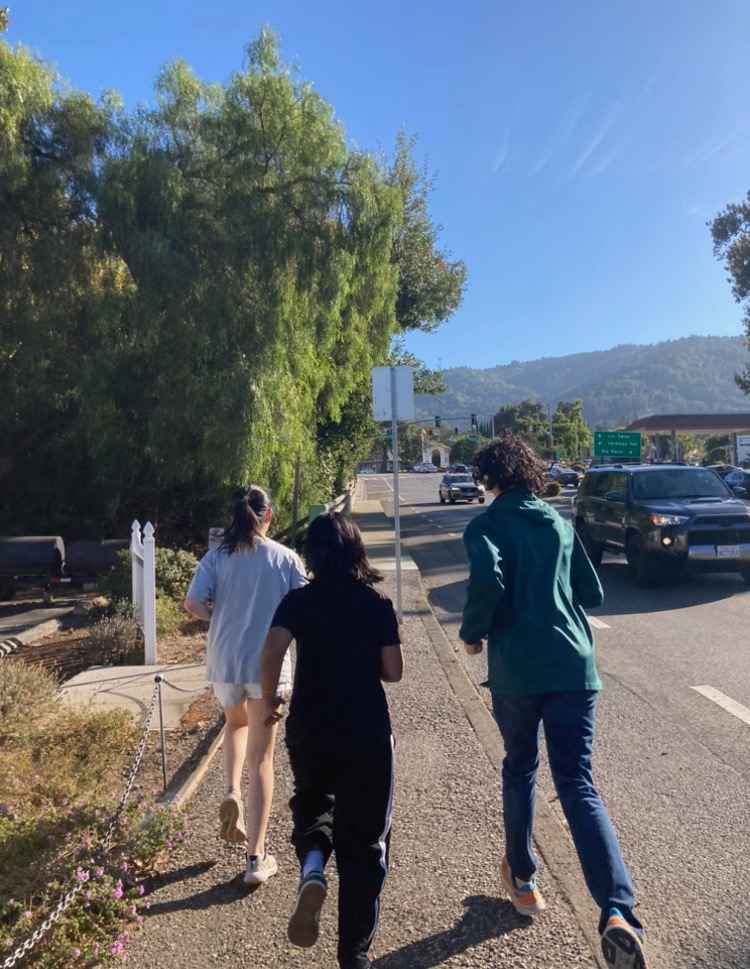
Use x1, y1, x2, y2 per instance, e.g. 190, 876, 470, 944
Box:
131, 520, 157, 664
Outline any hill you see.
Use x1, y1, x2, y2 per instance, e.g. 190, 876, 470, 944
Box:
416, 336, 750, 428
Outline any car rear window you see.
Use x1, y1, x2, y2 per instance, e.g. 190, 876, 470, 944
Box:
631, 469, 731, 500
447, 475, 474, 483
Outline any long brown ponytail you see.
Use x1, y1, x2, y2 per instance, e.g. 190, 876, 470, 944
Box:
220, 486, 271, 554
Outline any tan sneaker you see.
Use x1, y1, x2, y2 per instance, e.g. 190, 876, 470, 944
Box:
219, 793, 246, 844
501, 857, 547, 916
243, 852, 278, 886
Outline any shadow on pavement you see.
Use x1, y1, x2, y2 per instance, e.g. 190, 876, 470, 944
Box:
373, 895, 529, 969
594, 562, 748, 616
145, 861, 253, 916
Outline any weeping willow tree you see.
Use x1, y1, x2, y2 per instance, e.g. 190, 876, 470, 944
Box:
0, 27, 464, 539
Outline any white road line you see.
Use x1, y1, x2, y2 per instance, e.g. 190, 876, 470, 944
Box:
691, 685, 750, 727
588, 616, 610, 630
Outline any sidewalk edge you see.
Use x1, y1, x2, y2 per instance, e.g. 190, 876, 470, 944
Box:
414, 573, 608, 969
159, 725, 225, 810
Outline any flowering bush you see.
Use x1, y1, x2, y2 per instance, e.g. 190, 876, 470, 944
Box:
0, 659, 186, 966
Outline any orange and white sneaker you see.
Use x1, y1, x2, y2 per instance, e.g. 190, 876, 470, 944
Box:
600, 910, 647, 969
501, 857, 547, 916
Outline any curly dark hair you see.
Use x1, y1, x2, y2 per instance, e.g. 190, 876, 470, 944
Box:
473, 432, 546, 494
303, 512, 383, 585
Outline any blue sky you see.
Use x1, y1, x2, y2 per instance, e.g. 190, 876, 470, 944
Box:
9, 1, 750, 369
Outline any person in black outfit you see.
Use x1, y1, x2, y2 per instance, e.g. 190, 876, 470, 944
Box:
260, 512, 403, 969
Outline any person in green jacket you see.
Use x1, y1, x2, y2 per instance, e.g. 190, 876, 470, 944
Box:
460, 433, 647, 969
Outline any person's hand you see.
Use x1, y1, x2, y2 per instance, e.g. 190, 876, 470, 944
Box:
463, 641, 484, 656
263, 695, 287, 727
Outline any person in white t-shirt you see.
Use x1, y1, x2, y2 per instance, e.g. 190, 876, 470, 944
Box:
184, 486, 307, 886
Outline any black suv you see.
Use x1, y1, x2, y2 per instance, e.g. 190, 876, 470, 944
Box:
573, 465, 750, 585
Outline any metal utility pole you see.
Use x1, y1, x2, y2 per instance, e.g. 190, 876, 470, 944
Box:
389, 368, 402, 623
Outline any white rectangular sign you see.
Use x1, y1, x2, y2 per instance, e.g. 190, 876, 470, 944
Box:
371, 366, 415, 422
737, 435, 750, 464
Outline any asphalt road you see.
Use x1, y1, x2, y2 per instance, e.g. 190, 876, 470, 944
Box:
364, 472, 750, 969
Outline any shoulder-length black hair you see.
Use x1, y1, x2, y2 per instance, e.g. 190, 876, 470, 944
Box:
220, 485, 271, 555
303, 512, 382, 585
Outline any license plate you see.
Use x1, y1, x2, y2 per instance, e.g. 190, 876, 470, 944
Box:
717, 545, 741, 559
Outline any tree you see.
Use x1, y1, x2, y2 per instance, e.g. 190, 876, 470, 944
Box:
703, 434, 732, 465
387, 337, 446, 395
0, 8, 9, 32
711, 193, 750, 392
450, 433, 486, 466
550, 401, 592, 462
389, 133, 467, 334
494, 400, 549, 451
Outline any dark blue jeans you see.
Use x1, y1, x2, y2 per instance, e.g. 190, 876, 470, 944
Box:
491, 690, 641, 934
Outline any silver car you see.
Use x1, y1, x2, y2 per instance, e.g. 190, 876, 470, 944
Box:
439, 474, 486, 505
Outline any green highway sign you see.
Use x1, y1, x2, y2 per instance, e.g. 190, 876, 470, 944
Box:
593, 431, 642, 459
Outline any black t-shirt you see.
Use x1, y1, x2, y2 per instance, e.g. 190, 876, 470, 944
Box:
272, 577, 400, 746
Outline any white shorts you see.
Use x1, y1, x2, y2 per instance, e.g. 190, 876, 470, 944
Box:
212, 681, 291, 709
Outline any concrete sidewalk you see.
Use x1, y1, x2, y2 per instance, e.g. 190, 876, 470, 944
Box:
123, 502, 598, 969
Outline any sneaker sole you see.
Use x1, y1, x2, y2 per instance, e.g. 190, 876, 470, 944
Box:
500, 867, 546, 917
288, 880, 327, 948
243, 857, 278, 887
219, 797, 246, 845
601, 925, 647, 969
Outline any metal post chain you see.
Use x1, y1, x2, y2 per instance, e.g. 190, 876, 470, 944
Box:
1, 680, 161, 969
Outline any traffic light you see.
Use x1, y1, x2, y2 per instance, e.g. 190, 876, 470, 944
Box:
435, 416, 441, 428
471, 413, 477, 429
454, 426, 459, 435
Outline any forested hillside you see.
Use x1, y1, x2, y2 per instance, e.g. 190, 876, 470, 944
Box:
417, 336, 749, 427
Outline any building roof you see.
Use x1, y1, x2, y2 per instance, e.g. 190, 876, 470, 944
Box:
626, 414, 750, 434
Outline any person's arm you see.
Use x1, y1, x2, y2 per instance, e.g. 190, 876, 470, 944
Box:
289, 553, 308, 590
381, 643, 404, 682
182, 553, 215, 620
571, 532, 604, 609
459, 521, 505, 654
260, 625, 294, 725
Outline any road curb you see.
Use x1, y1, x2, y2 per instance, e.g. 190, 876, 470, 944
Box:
158, 724, 225, 810
414, 571, 608, 969
0, 614, 72, 656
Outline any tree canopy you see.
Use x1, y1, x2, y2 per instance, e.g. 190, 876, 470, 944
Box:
711, 192, 750, 393
0, 31, 465, 539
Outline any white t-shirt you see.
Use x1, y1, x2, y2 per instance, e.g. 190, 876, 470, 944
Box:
186, 538, 307, 686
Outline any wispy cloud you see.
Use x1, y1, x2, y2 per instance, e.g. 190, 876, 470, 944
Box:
589, 148, 619, 176
684, 126, 742, 166
569, 104, 620, 178
529, 93, 589, 176
492, 127, 511, 174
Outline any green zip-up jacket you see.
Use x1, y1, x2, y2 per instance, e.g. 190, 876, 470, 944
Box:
459, 488, 603, 696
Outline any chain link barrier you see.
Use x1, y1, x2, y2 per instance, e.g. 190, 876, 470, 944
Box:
1, 680, 161, 969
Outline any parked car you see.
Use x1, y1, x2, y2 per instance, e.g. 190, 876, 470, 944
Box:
0, 536, 65, 601
439, 473, 486, 504
448, 463, 469, 473
573, 464, 750, 586
547, 465, 581, 487
707, 465, 750, 491
413, 462, 438, 473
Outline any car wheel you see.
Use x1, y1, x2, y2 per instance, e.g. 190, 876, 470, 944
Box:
439, 494, 445, 504
479, 498, 485, 504
0, 577, 15, 601
576, 521, 603, 567
625, 534, 656, 587
449, 497, 456, 504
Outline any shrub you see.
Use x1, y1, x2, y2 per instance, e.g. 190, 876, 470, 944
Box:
0, 660, 59, 747
155, 597, 186, 637
98, 548, 198, 604
86, 607, 142, 667
544, 480, 562, 498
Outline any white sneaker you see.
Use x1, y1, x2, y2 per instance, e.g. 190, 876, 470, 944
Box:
219, 793, 246, 844
243, 852, 278, 886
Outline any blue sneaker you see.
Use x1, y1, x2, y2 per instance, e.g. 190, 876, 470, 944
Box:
601, 909, 647, 968
288, 871, 328, 948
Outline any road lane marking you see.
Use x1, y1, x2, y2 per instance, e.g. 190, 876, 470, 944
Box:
588, 617, 610, 630
691, 686, 750, 727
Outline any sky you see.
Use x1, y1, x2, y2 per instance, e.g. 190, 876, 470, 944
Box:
8, 1, 750, 369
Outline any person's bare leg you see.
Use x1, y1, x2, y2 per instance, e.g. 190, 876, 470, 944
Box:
219, 701, 249, 843
245, 699, 279, 857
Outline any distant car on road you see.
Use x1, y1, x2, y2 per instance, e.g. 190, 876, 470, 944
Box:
547, 465, 581, 487
413, 462, 438, 473
447, 463, 469, 473
439, 474, 486, 505
573, 464, 750, 586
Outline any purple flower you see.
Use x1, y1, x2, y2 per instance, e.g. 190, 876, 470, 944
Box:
95, 866, 105, 878
23, 910, 32, 920
74, 867, 90, 883
111, 941, 125, 957
113, 880, 124, 900
72, 948, 81, 959
136, 915, 144, 925
136, 884, 145, 896
119, 861, 129, 872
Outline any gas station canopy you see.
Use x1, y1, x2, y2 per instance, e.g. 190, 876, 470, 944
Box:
626, 414, 750, 434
